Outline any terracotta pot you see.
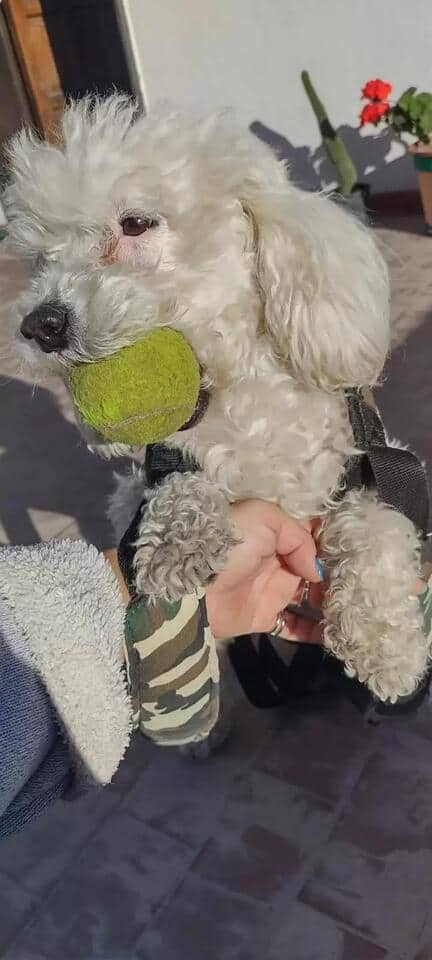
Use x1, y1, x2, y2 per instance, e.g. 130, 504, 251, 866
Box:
409, 144, 432, 234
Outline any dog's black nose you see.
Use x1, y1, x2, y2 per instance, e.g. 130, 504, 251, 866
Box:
20, 302, 70, 353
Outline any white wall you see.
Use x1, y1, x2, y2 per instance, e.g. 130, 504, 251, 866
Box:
119, 0, 432, 193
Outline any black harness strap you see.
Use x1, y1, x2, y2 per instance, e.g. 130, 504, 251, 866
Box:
344, 389, 430, 537
228, 634, 330, 708
145, 444, 199, 486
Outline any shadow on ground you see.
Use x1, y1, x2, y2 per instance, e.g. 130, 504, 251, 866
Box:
0, 376, 123, 546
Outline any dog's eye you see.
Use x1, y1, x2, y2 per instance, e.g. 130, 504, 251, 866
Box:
120, 215, 158, 236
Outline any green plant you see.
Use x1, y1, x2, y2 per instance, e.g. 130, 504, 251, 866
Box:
389, 88, 432, 144
360, 80, 432, 144
301, 69, 357, 196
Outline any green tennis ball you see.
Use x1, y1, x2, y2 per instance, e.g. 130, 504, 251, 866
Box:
70, 328, 200, 445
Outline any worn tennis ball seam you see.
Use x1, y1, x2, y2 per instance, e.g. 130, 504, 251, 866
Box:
100, 403, 193, 429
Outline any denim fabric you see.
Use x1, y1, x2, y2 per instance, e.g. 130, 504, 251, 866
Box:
0, 598, 71, 839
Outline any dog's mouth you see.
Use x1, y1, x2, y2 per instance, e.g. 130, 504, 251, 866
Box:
19, 299, 211, 438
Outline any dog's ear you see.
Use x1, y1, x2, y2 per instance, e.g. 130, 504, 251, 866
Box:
242, 180, 390, 390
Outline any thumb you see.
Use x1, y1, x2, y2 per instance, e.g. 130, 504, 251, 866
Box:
275, 517, 322, 583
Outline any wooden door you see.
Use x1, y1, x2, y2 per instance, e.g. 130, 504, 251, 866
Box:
0, 5, 32, 145
3, 0, 64, 138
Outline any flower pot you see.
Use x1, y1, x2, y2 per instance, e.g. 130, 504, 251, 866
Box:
413, 156, 432, 234
410, 145, 432, 234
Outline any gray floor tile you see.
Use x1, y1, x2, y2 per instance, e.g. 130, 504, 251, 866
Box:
256, 699, 373, 804
109, 731, 155, 798
186, 767, 333, 905
124, 747, 236, 849
300, 842, 432, 954
0, 789, 119, 899
415, 947, 432, 960
124, 695, 279, 846
265, 901, 389, 960
192, 822, 302, 901
133, 874, 269, 960
411, 901, 432, 960
0, 873, 37, 954
415, 942, 432, 960
333, 727, 432, 856
3, 953, 48, 960
220, 769, 333, 852
10, 813, 193, 959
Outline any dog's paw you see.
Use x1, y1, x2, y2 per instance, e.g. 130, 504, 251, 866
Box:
321, 490, 429, 702
134, 472, 237, 601
324, 606, 429, 703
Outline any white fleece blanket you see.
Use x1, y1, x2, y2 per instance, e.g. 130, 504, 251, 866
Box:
0, 540, 131, 786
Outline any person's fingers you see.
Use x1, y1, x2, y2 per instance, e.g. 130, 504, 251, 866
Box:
261, 566, 303, 615
279, 576, 325, 645
257, 572, 325, 636
275, 519, 321, 583
228, 502, 321, 583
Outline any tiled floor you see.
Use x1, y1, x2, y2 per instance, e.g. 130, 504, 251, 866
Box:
1, 216, 432, 959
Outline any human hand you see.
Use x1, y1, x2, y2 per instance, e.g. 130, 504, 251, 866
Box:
205, 500, 323, 640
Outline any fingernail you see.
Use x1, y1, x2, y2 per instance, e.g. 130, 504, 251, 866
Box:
315, 558, 325, 581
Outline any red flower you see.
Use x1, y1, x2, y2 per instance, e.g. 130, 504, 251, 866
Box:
359, 101, 391, 126
361, 78, 392, 102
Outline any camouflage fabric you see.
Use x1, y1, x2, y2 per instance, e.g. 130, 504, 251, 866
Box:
420, 572, 432, 638
124, 587, 220, 746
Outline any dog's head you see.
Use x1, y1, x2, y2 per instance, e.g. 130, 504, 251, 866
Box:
4, 95, 389, 393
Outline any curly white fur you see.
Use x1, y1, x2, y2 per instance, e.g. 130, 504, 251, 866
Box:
133, 472, 237, 603
3, 96, 428, 702
321, 490, 427, 702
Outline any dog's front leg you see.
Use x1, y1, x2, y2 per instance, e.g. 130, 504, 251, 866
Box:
134, 471, 237, 602
321, 489, 430, 702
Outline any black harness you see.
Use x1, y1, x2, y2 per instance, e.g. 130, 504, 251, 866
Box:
119, 389, 430, 712
343, 389, 429, 535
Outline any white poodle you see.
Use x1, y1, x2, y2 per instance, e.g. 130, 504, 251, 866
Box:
4, 95, 429, 704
